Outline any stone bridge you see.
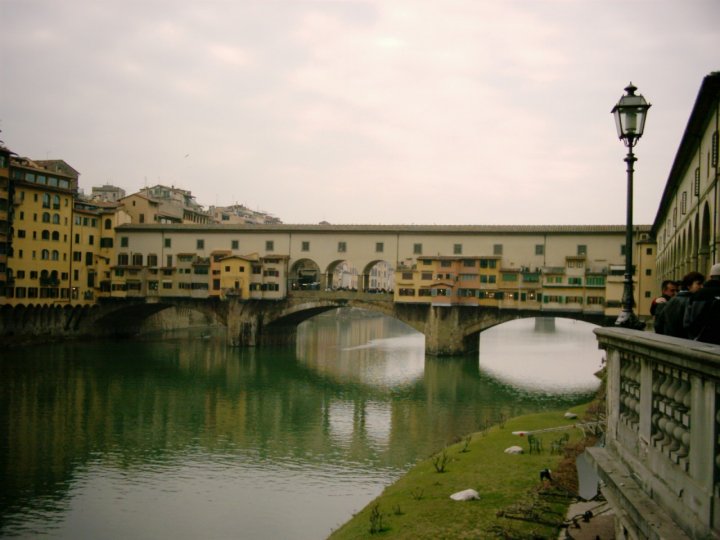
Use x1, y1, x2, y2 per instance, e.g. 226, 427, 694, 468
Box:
2, 291, 616, 355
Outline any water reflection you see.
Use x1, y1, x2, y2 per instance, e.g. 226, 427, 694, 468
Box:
479, 317, 604, 394
0, 312, 600, 540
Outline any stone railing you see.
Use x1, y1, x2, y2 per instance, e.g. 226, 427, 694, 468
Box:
588, 328, 720, 539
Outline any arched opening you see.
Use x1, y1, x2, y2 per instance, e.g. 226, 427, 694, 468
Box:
360, 259, 395, 293
326, 260, 357, 290
289, 258, 321, 290
700, 203, 711, 272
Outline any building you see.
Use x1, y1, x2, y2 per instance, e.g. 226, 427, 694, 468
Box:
0, 143, 11, 301
4, 157, 78, 305
91, 184, 126, 203
209, 204, 282, 225
654, 71, 720, 281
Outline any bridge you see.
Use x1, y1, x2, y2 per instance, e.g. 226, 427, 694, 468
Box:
1, 290, 616, 355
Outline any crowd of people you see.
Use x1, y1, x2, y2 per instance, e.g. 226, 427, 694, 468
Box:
652, 263, 720, 344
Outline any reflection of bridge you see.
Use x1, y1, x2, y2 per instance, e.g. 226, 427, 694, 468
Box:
68, 290, 615, 355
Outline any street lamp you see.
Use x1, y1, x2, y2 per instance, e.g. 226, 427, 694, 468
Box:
612, 83, 651, 328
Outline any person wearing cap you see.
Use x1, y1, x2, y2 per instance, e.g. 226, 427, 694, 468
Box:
684, 263, 720, 344
651, 279, 679, 316
654, 271, 704, 338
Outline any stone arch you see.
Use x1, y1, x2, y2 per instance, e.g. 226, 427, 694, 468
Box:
289, 258, 322, 290
325, 259, 357, 290
359, 259, 394, 293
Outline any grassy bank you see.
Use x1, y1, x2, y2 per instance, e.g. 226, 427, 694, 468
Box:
329, 403, 597, 539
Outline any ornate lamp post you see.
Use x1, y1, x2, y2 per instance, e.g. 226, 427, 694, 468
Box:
612, 83, 651, 328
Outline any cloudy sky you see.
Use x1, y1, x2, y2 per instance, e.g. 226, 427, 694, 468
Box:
1, 1, 717, 226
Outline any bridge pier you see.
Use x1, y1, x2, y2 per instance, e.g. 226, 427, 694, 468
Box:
422, 306, 479, 356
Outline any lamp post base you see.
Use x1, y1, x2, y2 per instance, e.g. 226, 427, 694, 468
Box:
615, 310, 645, 330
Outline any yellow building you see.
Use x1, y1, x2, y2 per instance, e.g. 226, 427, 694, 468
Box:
219, 255, 254, 299
0, 144, 11, 301
6, 157, 78, 305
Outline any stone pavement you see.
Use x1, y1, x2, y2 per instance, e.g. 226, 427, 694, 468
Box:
559, 500, 616, 539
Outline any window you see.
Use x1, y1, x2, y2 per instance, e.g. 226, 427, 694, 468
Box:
120, 236, 129, 248
52, 195, 60, 209
147, 254, 158, 266
713, 130, 719, 167
493, 244, 502, 255
164, 238, 172, 248
265, 240, 274, 251
376, 242, 384, 253
41, 249, 49, 260
85, 252, 93, 266
577, 245, 587, 256
100, 237, 113, 248
421, 272, 432, 280
166, 255, 173, 267
139, 214, 145, 223
73, 251, 82, 262
452, 243, 462, 255
681, 191, 687, 214
232, 240, 239, 250
338, 241, 347, 253
197, 239, 204, 250
117, 253, 129, 265
413, 243, 422, 254
535, 244, 544, 255
568, 277, 582, 285
42, 212, 51, 223
104, 218, 112, 230
646, 247, 652, 255
301, 241, 310, 251
88, 235, 94, 245
645, 268, 652, 276
42, 193, 51, 208
41, 230, 50, 240
463, 259, 476, 267
621, 244, 626, 256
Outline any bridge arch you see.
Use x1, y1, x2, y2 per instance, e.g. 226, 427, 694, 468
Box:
289, 258, 321, 290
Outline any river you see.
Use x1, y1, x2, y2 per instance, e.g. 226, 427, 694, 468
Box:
0, 312, 603, 539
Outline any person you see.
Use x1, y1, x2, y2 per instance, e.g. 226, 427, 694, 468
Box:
650, 280, 679, 316
684, 263, 720, 344
654, 271, 704, 338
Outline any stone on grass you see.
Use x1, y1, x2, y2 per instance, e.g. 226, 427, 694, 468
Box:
564, 412, 578, 419
450, 488, 480, 501
504, 445, 524, 454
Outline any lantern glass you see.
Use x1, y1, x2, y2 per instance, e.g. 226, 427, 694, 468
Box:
612, 83, 650, 144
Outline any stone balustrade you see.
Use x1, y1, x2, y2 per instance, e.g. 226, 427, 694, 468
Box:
589, 328, 720, 539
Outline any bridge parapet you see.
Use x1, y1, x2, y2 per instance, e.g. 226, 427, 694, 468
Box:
588, 329, 720, 538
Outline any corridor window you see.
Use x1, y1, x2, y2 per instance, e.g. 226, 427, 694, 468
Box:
338, 241, 347, 253
232, 240, 239, 249
301, 241, 310, 251
577, 245, 587, 256
376, 242, 384, 253
535, 244, 544, 255
493, 244, 503, 255
197, 239, 204, 250
413, 243, 422, 254
265, 240, 274, 251
453, 244, 462, 254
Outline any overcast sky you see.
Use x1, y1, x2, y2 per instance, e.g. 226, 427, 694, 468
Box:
1, 1, 717, 226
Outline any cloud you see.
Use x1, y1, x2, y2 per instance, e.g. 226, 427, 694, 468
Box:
1, 0, 718, 225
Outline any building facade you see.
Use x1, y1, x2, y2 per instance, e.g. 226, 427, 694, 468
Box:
654, 72, 720, 281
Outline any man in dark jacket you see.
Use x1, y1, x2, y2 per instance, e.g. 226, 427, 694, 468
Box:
654, 271, 704, 338
685, 263, 720, 344
651, 280, 678, 316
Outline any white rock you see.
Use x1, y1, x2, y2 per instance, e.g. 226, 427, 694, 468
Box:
504, 445, 524, 454
450, 488, 480, 501
564, 412, 578, 419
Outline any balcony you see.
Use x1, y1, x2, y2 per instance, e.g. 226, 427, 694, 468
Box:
588, 328, 720, 538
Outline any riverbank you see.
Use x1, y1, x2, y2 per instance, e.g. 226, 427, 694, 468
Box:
328, 403, 600, 539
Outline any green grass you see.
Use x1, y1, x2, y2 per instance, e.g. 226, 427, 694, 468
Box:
329, 404, 591, 539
